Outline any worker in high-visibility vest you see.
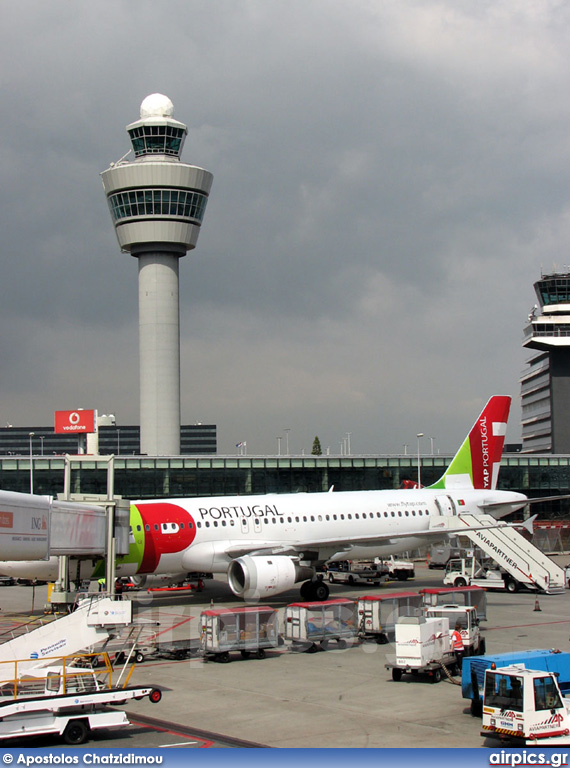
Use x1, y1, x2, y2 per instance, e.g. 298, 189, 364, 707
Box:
451, 623, 465, 660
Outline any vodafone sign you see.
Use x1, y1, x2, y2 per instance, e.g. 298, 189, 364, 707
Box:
54, 410, 96, 434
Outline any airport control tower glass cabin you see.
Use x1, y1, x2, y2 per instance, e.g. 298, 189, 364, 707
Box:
101, 94, 213, 456
521, 270, 570, 453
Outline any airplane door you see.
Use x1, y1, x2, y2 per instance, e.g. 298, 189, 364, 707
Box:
435, 495, 456, 516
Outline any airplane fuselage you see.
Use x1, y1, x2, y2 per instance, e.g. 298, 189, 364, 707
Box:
122, 487, 527, 575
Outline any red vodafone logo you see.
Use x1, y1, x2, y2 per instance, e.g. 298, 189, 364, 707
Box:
54, 410, 96, 434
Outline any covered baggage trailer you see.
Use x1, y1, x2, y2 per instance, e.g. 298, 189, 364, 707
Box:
200, 606, 279, 663
357, 592, 423, 644
420, 586, 487, 621
284, 599, 357, 652
385, 615, 458, 683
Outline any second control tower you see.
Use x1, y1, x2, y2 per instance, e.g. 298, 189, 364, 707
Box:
102, 94, 213, 456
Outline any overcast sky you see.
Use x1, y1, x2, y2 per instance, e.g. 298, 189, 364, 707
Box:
1, 0, 569, 456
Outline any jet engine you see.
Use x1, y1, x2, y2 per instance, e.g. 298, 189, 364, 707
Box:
227, 555, 313, 601
131, 573, 188, 589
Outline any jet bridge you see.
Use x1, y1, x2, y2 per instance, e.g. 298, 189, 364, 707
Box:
437, 512, 566, 594
0, 490, 129, 561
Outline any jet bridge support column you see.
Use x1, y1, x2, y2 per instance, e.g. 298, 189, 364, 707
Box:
51, 455, 128, 610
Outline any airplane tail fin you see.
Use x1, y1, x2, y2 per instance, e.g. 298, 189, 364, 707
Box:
428, 396, 511, 491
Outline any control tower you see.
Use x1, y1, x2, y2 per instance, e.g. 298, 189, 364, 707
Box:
101, 94, 213, 456
521, 270, 570, 453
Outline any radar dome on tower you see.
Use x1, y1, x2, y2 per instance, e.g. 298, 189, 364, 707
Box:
140, 93, 174, 119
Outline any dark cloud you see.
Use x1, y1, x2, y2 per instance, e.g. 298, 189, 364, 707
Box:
0, 1, 568, 454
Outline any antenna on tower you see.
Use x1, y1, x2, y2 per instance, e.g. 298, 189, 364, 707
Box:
110, 149, 133, 167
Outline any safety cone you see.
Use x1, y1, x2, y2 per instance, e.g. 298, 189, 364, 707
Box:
534, 598, 541, 612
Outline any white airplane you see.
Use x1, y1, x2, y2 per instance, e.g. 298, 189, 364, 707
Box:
0, 396, 533, 600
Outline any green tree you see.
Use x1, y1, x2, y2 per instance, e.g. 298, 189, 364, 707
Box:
311, 436, 322, 456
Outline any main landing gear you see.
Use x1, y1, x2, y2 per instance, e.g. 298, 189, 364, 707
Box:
299, 579, 329, 601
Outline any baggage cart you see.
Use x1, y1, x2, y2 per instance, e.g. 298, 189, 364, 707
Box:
420, 585, 487, 621
357, 591, 423, 643
284, 598, 357, 652
200, 605, 279, 662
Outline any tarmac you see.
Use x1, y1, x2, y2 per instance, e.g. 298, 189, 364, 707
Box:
1, 558, 570, 749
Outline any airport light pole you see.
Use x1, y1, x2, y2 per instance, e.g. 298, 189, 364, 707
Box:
346, 432, 352, 455
277, 436, 282, 456
416, 433, 424, 487
284, 429, 290, 456
28, 432, 34, 494
429, 436, 435, 455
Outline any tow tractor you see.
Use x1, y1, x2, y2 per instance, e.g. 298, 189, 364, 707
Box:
481, 664, 570, 745
0, 651, 162, 745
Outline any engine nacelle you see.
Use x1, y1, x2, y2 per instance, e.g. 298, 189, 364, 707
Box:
227, 555, 312, 601
131, 573, 188, 589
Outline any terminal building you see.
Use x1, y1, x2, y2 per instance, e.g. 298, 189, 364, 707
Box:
0, 452, 568, 519
0, 424, 216, 457
522, 270, 570, 453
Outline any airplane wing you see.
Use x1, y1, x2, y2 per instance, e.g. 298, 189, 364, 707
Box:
222, 514, 533, 561
222, 527, 454, 560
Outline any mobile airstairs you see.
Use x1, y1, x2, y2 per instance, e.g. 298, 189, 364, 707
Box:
0, 594, 133, 674
0, 596, 163, 745
432, 512, 566, 594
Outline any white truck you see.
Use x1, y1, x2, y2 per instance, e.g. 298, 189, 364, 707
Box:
481, 664, 570, 745
375, 556, 415, 581
425, 604, 486, 656
443, 557, 521, 593
0, 652, 162, 745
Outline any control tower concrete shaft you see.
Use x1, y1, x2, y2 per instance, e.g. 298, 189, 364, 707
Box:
101, 94, 213, 456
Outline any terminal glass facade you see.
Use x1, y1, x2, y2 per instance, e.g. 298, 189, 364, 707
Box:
1, 454, 569, 519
